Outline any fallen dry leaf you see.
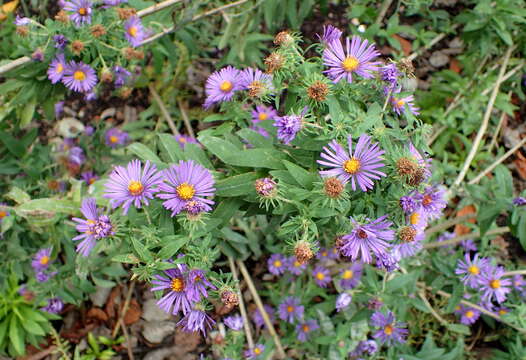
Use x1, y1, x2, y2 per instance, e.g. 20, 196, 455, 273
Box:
514, 151, 526, 180
174, 328, 201, 352
0, 0, 19, 21
392, 34, 412, 56
87, 307, 109, 322
123, 299, 142, 325
449, 58, 462, 73
454, 205, 477, 236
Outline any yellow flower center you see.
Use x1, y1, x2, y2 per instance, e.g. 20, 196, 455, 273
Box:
454, 305, 461, 311
342, 270, 353, 279
78, 7, 87, 15
316, 272, 325, 280
465, 310, 474, 318
56, 63, 64, 73
321, 251, 328, 257
89, 177, 96, 184
342, 56, 360, 72
467, 265, 479, 275
409, 212, 420, 225
302, 324, 310, 332
40, 256, 49, 265
384, 324, 393, 335
490, 279, 501, 289
171, 277, 185, 292
343, 158, 361, 174
219, 81, 233, 92
273, 260, 282, 268
395, 99, 405, 108
287, 305, 294, 313
176, 183, 195, 200
294, 260, 301, 267
498, 309, 507, 315
128, 181, 144, 196
258, 112, 268, 121
0, 211, 6, 219
73, 70, 86, 81
422, 195, 432, 206
109, 135, 118, 143
254, 347, 261, 355
178, 137, 187, 144
128, 26, 137, 37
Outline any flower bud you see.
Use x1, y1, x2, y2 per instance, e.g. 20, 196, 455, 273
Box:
254, 177, 277, 198
91, 24, 106, 38
324, 177, 344, 199
274, 31, 294, 46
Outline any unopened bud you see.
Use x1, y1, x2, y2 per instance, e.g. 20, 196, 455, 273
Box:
274, 31, 294, 46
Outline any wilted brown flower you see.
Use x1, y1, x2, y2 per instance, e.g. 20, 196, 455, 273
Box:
398, 226, 417, 243
16, 26, 29, 37
55, 10, 69, 23
294, 241, 313, 265
71, 40, 85, 56
116, 7, 136, 20
307, 80, 329, 102
264, 52, 284, 73
274, 31, 293, 46
324, 177, 344, 199
91, 24, 106, 38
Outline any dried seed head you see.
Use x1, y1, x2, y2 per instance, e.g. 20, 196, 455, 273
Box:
116, 7, 136, 20
264, 52, 284, 73
274, 31, 294, 46
47, 180, 60, 191
132, 49, 144, 60
399, 226, 417, 243
247, 81, 265, 98
220, 290, 239, 307
396, 157, 417, 176
71, 40, 85, 55
55, 10, 69, 23
324, 177, 344, 199
124, 47, 135, 60
307, 80, 329, 102
334, 236, 345, 252
398, 58, 415, 77
406, 167, 425, 187
101, 70, 113, 83
16, 26, 29, 37
91, 24, 106, 38
294, 242, 313, 265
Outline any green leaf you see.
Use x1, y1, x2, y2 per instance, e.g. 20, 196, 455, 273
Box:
127, 142, 166, 168
130, 237, 153, 263
282, 160, 316, 188
184, 143, 213, 169
158, 133, 185, 163
5, 187, 31, 204
20, 99, 36, 128
447, 323, 471, 335
216, 172, 259, 197
92, 276, 117, 288
21, 319, 45, 336
9, 316, 24, 355
221, 227, 249, 243
112, 253, 140, 264
15, 198, 78, 219
0, 319, 8, 347
158, 236, 189, 259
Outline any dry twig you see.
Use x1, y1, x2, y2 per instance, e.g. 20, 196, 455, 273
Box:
424, 227, 510, 249
228, 257, 255, 349
149, 84, 180, 136
111, 281, 136, 338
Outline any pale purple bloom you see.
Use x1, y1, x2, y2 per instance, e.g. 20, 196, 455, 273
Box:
124, 16, 145, 47
268, 254, 286, 276
85, 90, 96, 101
513, 197, 526, 206
36, 271, 57, 283
513, 275, 525, 292
296, 319, 319, 342
391, 92, 419, 116
370, 311, 408, 345
105, 128, 129, 148
273, 114, 302, 145
151, 266, 192, 315
68, 146, 85, 166
339, 262, 362, 289
312, 265, 331, 288
85, 126, 95, 136
47, 54, 67, 84
399, 195, 417, 214
63, 0, 92, 26
286, 256, 306, 275
478, 265, 512, 304
62, 61, 97, 93
32, 248, 53, 271
457, 305, 480, 325
380, 63, 399, 88
244, 344, 265, 359
252, 105, 278, 123
204, 66, 242, 109
174, 134, 198, 149
415, 185, 447, 220
224, 314, 243, 331
104, 160, 163, 215
72, 198, 114, 256
437, 231, 455, 245
375, 251, 400, 272
316, 247, 337, 261
408, 142, 432, 180
339, 215, 395, 263
323, 35, 381, 83
460, 239, 477, 252
351, 340, 378, 357
252, 304, 274, 328
336, 293, 352, 312
81, 171, 99, 185
455, 253, 490, 288
317, 134, 386, 191
240, 68, 274, 96
157, 160, 215, 217
319, 25, 342, 45
278, 296, 304, 323
186, 269, 215, 302
177, 308, 215, 336
113, 66, 132, 88
41, 297, 64, 314
103, 0, 127, 6
55, 101, 64, 118
14, 15, 30, 26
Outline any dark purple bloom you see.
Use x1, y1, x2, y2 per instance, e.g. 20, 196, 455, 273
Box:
63, 0, 92, 26
336, 293, 352, 312
370, 311, 408, 345
415, 185, 447, 220
177, 308, 215, 336
252, 304, 274, 328
186, 269, 215, 302
14, 15, 30, 26
513, 197, 526, 206
318, 134, 386, 191
151, 265, 192, 315
399, 194, 418, 214
72, 198, 114, 256
174, 134, 198, 149
273, 114, 302, 145
104, 160, 163, 215
323, 35, 381, 83
278, 296, 304, 323
497, 306, 510, 316
81, 171, 99, 185
41, 297, 64, 314
47, 54, 67, 84
286, 256, 306, 275
455, 253, 490, 288
339, 262, 362, 289
268, 254, 286, 276
62, 61, 97, 93
157, 160, 215, 217
204, 66, 242, 109
461, 239, 477, 252
312, 265, 331, 287
224, 314, 243, 331
53, 34, 68, 49
339, 215, 395, 263
240, 68, 274, 97
244, 344, 265, 359
105, 128, 129, 148
296, 319, 319, 342
380, 63, 399, 88
113, 66, 132, 88
85, 126, 95, 136
252, 105, 278, 123
36, 271, 57, 283
318, 25, 342, 45
350, 340, 378, 357
31, 49, 44, 62
124, 16, 145, 47
32, 248, 53, 271
478, 265, 512, 304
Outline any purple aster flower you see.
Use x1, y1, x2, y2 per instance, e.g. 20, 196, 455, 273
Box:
72, 198, 114, 256
204, 66, 242, 109
339, 262, 363, 289
513, 275, 525, 292
323, 35, 381, 83
32, 248, 53, 271
318, 24, 342, 45
278, 296, 304, 323
415, 185, 447, 220
177, 308, 215, 336
351, 340, 379, 357
62, 61, 97, 93
63, 0, 92, 26
157, 160, 215, 217
478, 265, 512, 304
240, 68, 274, 97
370, 311, 408, 345
36, 271, 57, 283
391, 93, 419, 116
339, 215, 395, 263
31, 49, 44, 62
244, 344, 265, 359
312, 265, 332, 288
399, 194, 418, 214
513, 197, 526, 206
254, 177, 277, 197
104, 160, 163, 215
81, 171, 99, 185
47, 54, 67, 84
407, 208, 428, 231
455, 253, 490, 288
459, 306, 480, 325
224, 314, 243, 331
53, 35, 68, 49
273, 114, 302, 145
368, 297, 384, 310
14, 15, 31, 26
186, 269, 215, 302
103, 0, 127, 6
124, 16, 145, 47
251, 105, 278, 123
268, 254, 287, 276
437, 231, 455, 246
0, 204, 9, 223
252, 304, 274, 328
55, 101, 64, 118
151, 265, 192, 315
380, 63, 399, 89
460, 239, 477, 252
318, 134, 386, 191
375, 251, 400, 272
68, 146, 85, 166
286, 256, 306, 275
336, 293, 352, 312
316, 247, 338, 261
408, 142, 432, 180
41, 297, 64, 314
296, 319, 319, 342
496, 306, 510, 316
113, 66, 132, 88
85, 125, 95, 136
175, 134, 198, 149
105, 128, 129, 148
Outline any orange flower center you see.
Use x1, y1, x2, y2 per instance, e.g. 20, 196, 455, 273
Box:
171, 277, 185, 292
273, 260, 282, 268
409, 212, 420, 225
78, 7, 87, 15
0, 211, 6, 219
258, 112, 268, 121
422, 195, 432, 206
302, 324, 310, 332
465, 310, 474, 318
357, 229, 368, 239
128, 181, 144, 196
395, 99, 405, 108
176, 183, 195, 200
342, 270, 353, 279
178, 137, 187, 144
286, 305, 294, 313
40, 256, 50, 265
343, 158, 361, 174
73, 70, 86, 81
342, 56, 359, 72
109, 135, 119, 143
88, 177, 96, 184
498, 309, 507, 315
219, 81, 233, 92
490, 279, 501, 289
384, 324, 393, 335
128, 26, 137, 37
467, 265, 479, 275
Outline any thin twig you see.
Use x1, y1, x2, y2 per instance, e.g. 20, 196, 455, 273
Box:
119, 317, 135, 360
503, 270, 526, 277
481, 61, 524, 97
177, 98, 195, 138
23, 346, 57, 360
418, 290, 449, 326
374, 0, 393, 25
137, 0, 182, 17
237, 260, 286, 359
453, 45, 514, 188
112, 281, 136, 338
424, 213, 477, 236
469, 136, 526, 185
148, 84, 180, 136
407, 24, 460, 61
424, 227, 510, 249
0, 56, 31, 75
228, 257, 254, 349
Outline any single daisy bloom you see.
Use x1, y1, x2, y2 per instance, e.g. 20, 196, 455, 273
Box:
105, 128, 129, 148
63, 0, 92, 26
124, 16, 145, 47
408, 142, 432, 180
62, 61, 98, 93
203, 66, 242, 109
323, 35, 381, 83
312, 265, 332, 288
68, 146, 85, 166
268, 253, 286, 276
415, 185, 447, 220
41, 297, 64, 314
104, 159, 164, 215
244, 344, 265, 359
251, 105, 278, 124
252, 304, 274, 328
240, 68, 274, 97
224, 314, 243, 331
286, 256, 306, 276
351, 340, 378, 357
370, 311, 408, 345
81, 171, 99, 185
455, 253, 490, 288
14, 15, 31, 26
157, 160, 215, 217
339, 215, 395, 263
339, 262, 363, 289
296, 319, 319, 342
150, 266, 192, 315
72, 198, 114, 256
175, 134, 198, 149
478, 265, 512, 304
47, 54, 67, 84
36, 271, 57, 283
391, 93, 419, 116
318, 24, 342, 45
186, 269, 215, 302
336, 293, 352, 312
458, 306, 480, 325
177, 308, 215, 336
32, 248, 53, 272
278, 296, 304, 323
317, 134, 386, 192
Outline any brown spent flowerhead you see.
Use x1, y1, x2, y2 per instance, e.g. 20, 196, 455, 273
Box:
116, 7, 137, 20
334, 236, 345, 252
101, 70, 113, 83
406, 167, 425, 187
55, 10, 69, 23
120, 87, 133, 99
91, 24, 107, 38
396, 157, 425, 186
247, 81, 265, 98
399, 226, 417, 243
294, 241, 314, 265
398, 58, 415, 77
220, 290, 239, 307
324, 177, 344, 199
264, 52, 284, 73
123, 47, 144, 60
307, 80, 329, 102
71, 40, 85, 55
274, 31, 294, 46
16, 26, 29, 37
